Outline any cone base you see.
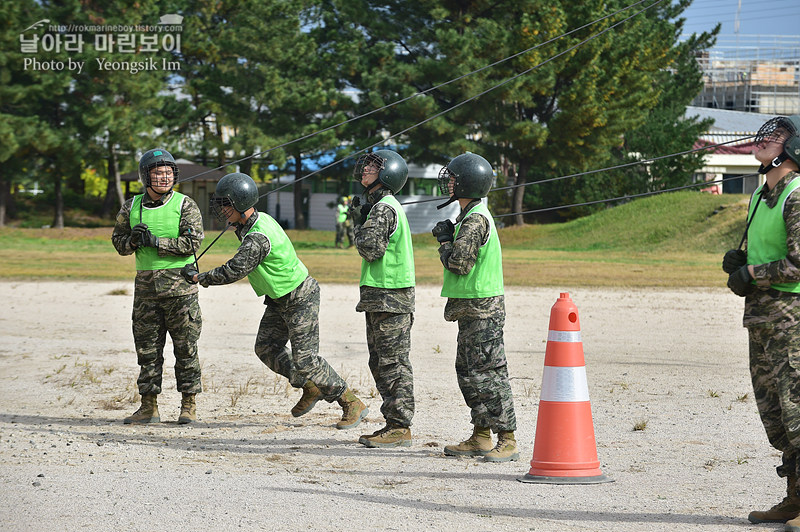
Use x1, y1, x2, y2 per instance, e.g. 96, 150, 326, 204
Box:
517, 472, 614, 485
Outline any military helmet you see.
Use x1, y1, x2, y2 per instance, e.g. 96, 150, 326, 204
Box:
353, 149, 409, 194
437, 152, 494, 199
210, 172, 259, 222
755, 115, 800, 170
139, 148, 179, 189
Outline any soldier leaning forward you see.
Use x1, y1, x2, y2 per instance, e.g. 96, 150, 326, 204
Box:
723, 115, 800, 527
111, 148, 204, 425
431, 152, 518, 463
350, 150, 416, 448
182, 172, 368, 430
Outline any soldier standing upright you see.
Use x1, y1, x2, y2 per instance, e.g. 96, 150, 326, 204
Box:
723, 115, 800, 528
351, 150, 416, 448
182, 172, 368, 430
431, 152, 518, 462
111, 148, 204, 425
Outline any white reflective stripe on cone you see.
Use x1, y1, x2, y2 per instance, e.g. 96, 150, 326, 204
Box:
547, 330, 582, 343
540, 366, 590, 402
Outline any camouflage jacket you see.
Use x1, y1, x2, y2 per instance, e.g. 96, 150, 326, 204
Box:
197, 212, 270, 288
354, 188, 415, 314
112, 190, 203, 299
745, 171, 800, 328
438, 199, 505, 321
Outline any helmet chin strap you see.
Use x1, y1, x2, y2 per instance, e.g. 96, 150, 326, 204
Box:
436, 195, 458, 210
758, 153, 789, 174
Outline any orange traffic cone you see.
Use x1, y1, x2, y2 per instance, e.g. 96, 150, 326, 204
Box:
518, 292, 612, 484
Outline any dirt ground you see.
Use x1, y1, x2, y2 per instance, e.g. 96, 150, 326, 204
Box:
0, 280, 789, 531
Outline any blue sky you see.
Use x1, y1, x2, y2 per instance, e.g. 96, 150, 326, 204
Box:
679, 0, 800, 38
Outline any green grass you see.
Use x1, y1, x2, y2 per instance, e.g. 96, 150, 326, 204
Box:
0, 191, 750, 287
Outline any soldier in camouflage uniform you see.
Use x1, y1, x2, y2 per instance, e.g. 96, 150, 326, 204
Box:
431, 152, 518, 462
111, 148, 203, 425
182, 173, 368, 430
723, 115, 800, 529
334, 196, 354, 248
350, 150, 416, 448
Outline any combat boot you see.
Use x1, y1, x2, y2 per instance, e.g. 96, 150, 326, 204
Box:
177, 393, 196, 424
444, 426, 493, 457
749, 475, 800, 524
123, 394, 160, 424
484, 430, 520, 462
291, 381, 323, 417
359, 424, 412, 448
336, 388, 368, 429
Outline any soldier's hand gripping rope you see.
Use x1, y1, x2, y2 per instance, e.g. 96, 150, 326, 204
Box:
181, 227, 201, 284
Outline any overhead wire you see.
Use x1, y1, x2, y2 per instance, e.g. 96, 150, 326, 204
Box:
261, 0, 668, 199
175, 0, 661, 185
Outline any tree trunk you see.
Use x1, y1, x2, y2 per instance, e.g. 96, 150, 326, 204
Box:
0, 168, 8, 227
52, 170, 64, 229
512, 162, 527, 226
293, 153, 306, 230
101, 142, 124, 218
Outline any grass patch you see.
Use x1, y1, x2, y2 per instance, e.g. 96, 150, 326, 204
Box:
0, 191, 749, 287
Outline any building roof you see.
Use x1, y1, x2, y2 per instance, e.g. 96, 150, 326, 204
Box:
121, 158, 228, 182
685, 106, 775, 133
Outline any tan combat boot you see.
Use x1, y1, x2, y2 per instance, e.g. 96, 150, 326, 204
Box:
123, 394, 160, 424
291, 381, 323, 417
748, 475, 800, 524
484, 430, 520, 462
336, 388, 368, 429
444, 426, 493, 457
177, 393, 196, 424
359, 424, 412, 448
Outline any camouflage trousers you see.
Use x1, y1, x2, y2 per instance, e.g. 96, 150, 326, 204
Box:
456, 316, 516, 432
749, 323, 800, 478
255, 281, 347, 402
132, 293, 202, 395
335, 222, 354, 247
366, 311, 415, 427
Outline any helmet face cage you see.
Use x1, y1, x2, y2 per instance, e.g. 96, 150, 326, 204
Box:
353, 153, 386, 184
755, 117, 795, 147
142, 162, 179, 189
437, 166, 456, 196
209, 194, 234, 223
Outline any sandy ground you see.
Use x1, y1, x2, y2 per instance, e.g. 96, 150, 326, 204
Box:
0, 280, 790, 531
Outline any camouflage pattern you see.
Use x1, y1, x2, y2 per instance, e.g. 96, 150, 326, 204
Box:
113, 190, 204, 396
456, 316, 516, 432
365, 311, 415, 427
198, 212, 269, 287
742, 172, 800, 480
132, 293, 202, 395
749, 323, 800, 479
354, 187, 415, 426
440, 198, 516, 432
746, 171, 800, 328
112, 191, 204, 298
255, 276, 348, 401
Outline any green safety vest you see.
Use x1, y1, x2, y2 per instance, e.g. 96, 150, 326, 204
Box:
359, 195, 415, 289
441, 202, 504, 298
747, 176, 800, 293
245, 212, 309, 299
337, 204, 348, 223
130, 192, 194, 272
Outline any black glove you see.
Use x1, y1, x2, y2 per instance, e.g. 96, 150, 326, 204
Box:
432, 220, 455, 243
722, 249, 747, 274
181, 264, 199, 284
727, 266, 755, 297
138, 229, 158, 248
350, 197, 373, 226
130, 223, 148, 248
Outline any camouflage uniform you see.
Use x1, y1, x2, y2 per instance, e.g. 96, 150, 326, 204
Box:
438, 199, 516, 432
111, 191, 204, 395
198, 212, 347, 401
335, 201, 354, 248
744, 171, 800, 480
354, 188, 415, 427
